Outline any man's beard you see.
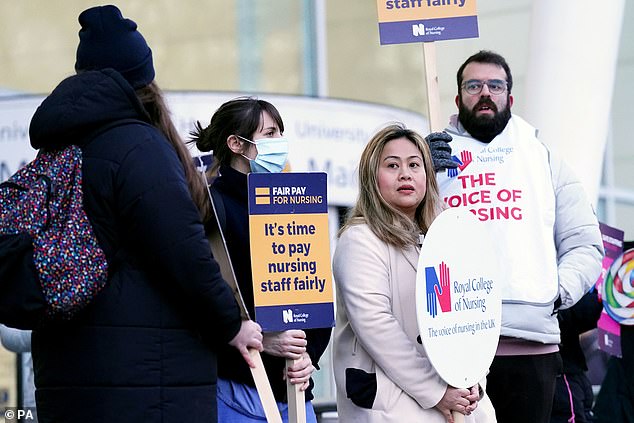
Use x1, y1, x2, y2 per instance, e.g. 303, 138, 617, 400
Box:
458, 96, 512, 143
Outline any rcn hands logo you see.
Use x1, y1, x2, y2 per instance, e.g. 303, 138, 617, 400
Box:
425, 261, 452, 318
447, 150, 473, 178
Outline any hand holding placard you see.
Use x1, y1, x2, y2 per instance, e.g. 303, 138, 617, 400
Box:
417, 208, 501, 420
204, 183, 282, 423
229, 320, 264, 368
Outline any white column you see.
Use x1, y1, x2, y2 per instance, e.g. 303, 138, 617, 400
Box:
523, 0, 625, 205
314, 0, 329, 98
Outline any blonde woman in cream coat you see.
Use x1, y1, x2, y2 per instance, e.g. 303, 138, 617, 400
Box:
333, 123, 496, 423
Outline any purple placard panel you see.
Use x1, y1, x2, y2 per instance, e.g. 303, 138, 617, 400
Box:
379, 15, 478, 45
256, 302, 335, 332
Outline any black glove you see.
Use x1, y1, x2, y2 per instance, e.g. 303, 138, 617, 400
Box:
425, 131, 458, 172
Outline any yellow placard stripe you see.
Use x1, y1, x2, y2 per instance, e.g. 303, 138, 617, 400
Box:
255, 187, 270, 195
376, 0, 478, 23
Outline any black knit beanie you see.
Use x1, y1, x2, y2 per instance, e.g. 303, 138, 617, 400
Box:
75, 5, 155, 88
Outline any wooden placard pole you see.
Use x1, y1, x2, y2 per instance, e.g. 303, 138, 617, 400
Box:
204, 180, 283, 423
286, 358, 306, 423
422, 44, 465, 423
422, 42, 444, 134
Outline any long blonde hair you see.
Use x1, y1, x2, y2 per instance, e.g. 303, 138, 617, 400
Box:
340, 123, 443, 248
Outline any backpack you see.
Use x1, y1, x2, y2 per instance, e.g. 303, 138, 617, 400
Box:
0, 145, 108, 329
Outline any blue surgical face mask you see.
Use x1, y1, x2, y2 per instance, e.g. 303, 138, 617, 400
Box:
237, 135, 289, 173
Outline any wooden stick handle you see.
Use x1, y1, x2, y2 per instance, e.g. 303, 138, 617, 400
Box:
453, 410, 465, 423
423, 42, 444, 133
249, 349, 283, 423
286, 358, 307, 423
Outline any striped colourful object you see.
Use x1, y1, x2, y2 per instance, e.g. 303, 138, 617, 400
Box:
602, 248, 634, 326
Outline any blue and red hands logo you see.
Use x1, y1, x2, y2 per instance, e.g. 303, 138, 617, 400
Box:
447, 150, 473, 178
425, 261, 452, 318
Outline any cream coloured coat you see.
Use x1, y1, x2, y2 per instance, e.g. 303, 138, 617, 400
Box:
333, 223, 496, 423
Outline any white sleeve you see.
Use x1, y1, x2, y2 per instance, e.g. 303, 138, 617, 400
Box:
550, 153, 604, 308
0, 325, 32, 353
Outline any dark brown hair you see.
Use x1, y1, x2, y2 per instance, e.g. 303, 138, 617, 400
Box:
136, 81, 211, 221
188, 96, 284, 176
457, 50, 513, 94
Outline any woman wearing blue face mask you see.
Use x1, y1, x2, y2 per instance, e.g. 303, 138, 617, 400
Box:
189, 97, 332, 422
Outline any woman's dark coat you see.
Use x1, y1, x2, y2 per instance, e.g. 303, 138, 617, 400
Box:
29, 69, 242, 423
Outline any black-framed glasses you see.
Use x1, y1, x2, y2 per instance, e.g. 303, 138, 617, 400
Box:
461, 79, 507, 95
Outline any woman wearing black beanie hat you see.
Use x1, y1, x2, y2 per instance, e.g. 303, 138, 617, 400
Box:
29, 5, 263, 423
74, 4, 155, 89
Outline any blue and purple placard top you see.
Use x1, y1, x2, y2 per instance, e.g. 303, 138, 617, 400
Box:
377, 0, 479, 45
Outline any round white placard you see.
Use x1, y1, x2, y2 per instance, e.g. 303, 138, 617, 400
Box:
416, 207, 502, 388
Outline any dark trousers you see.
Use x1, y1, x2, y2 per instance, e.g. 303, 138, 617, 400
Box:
593, 357, 634, 422
593, 325, 634, 423
487, 352, 562, 423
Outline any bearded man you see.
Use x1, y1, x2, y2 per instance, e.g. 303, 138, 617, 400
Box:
426, 50, 604, 423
